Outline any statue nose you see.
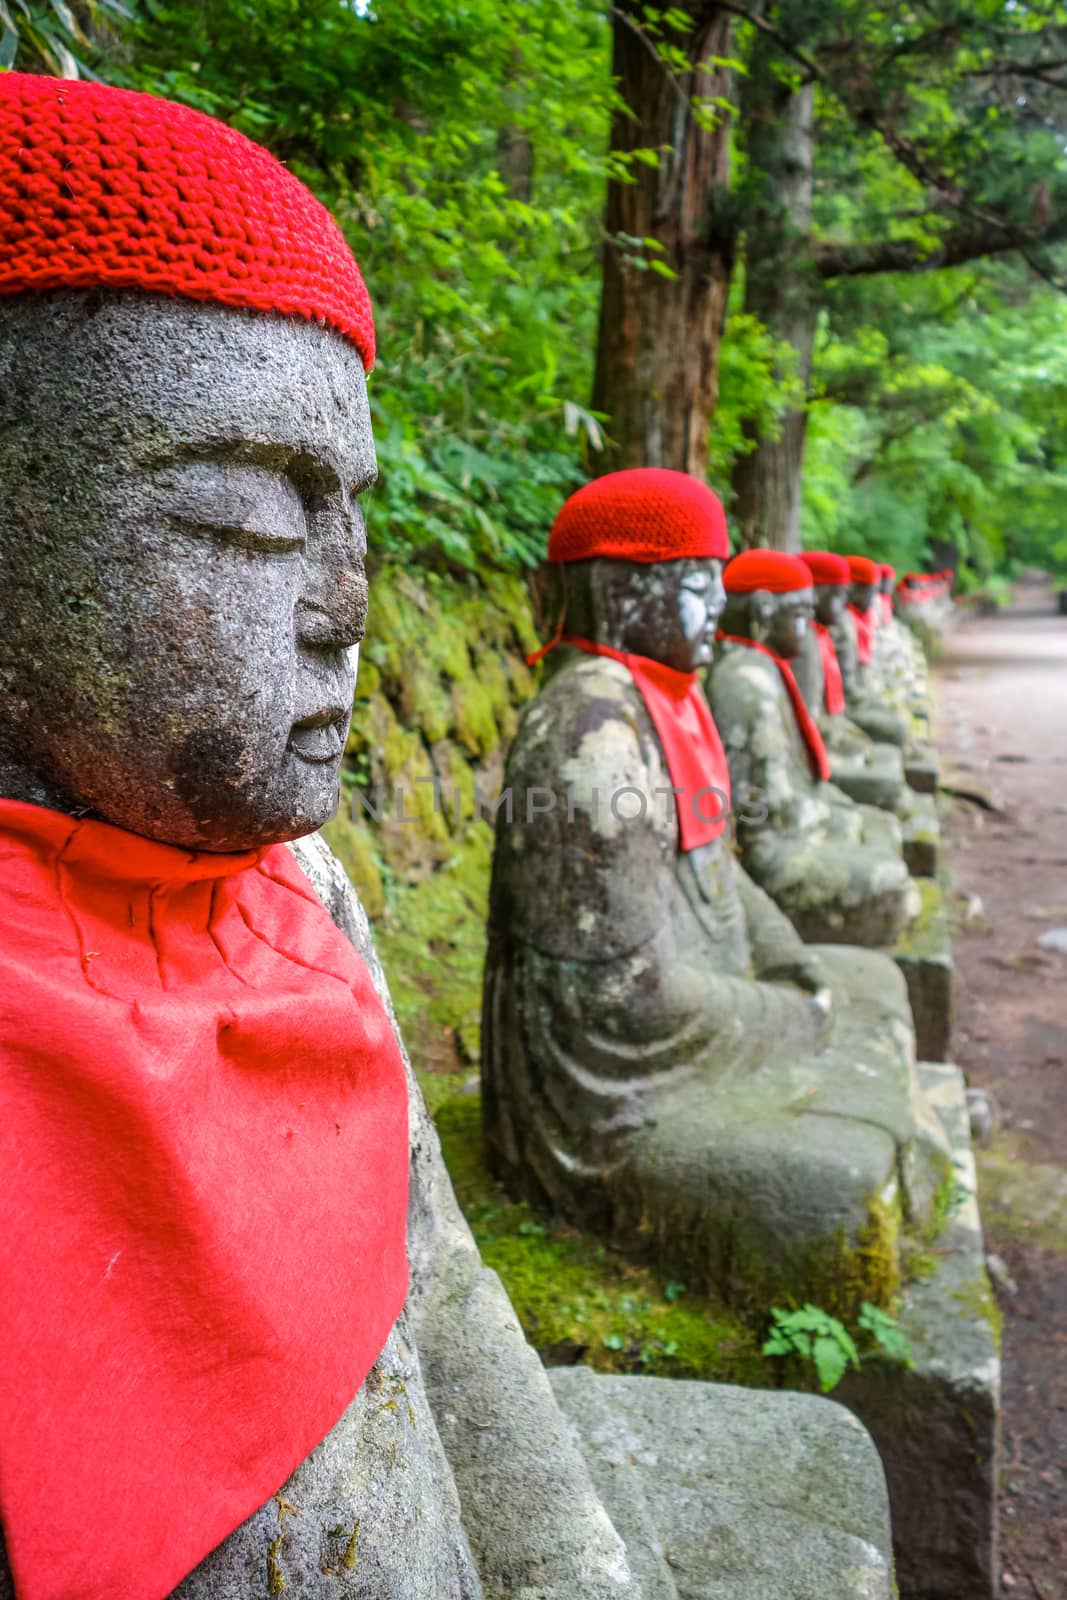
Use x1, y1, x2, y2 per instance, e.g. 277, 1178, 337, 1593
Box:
297, 564, 369, 652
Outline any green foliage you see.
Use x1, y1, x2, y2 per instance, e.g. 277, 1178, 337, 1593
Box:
1, 0, 128, 74
763, 1303, 861, 1393
763, 1299, 913, 1392
117, 0, 619, 573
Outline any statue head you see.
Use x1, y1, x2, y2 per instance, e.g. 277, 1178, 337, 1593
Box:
720, 551, 814, 661
0, 75, 376, 852
547, 469, 729, 673
799, 551, 850, 627
846, 555, 880, 615
879, 563, 896, 597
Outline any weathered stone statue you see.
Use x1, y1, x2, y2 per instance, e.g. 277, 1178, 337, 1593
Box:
707, 550, 915, 947
832, 557, 912, 749
0, 76, 906, 1600
483, 470, 948, 1324
792, 550, 907, 813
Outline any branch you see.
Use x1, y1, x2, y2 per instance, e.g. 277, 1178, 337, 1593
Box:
715, 1, 819, 82
817, 210, 1067, 278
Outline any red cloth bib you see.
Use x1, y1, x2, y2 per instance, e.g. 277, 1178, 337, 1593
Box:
848, 602, 875, 665
813, 621, 846, 716
560, 637, 731, 849
717, 634, 832, 782
0, 801, 409, 1600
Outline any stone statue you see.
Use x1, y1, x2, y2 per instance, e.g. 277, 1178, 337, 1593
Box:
831, 558, 912, 749
1, 77, 905, 1600
0, 75, 656, 1600
792, 551, 907, 814
483, 471, 949, 1330
707, 551, 916, 947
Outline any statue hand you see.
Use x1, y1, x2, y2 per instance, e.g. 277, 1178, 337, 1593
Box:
760, 953, 831, 998
810, 986, 833, 1022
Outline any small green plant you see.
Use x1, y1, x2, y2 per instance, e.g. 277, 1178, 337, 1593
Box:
857, 1302, 914, 1368
763, 1300, 914, 1393
763, 1304, 861, 1393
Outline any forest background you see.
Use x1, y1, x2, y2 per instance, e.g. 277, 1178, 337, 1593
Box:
6, 0, 1067, 1380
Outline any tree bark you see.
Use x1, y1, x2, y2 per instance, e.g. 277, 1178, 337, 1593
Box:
730, 45, 816, 551
591, 3, 736, 477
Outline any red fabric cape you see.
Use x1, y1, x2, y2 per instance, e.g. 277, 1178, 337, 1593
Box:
813, 621, 846, 716
848, 602, 876, 665
717, 634, 832, 782
0, 802, 409, 1600
560, 637, 731, 849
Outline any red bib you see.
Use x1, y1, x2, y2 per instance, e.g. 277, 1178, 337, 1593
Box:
813, 621, 846, 716
0, 801, 409, 1600
848, 602, 875, 665
717, 634, 832, 782
562, 637, 731, 849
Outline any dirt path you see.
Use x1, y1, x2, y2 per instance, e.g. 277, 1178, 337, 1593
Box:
935, 580, 1067, 1600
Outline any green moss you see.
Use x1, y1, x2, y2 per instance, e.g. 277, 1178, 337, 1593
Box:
435, 1096, 769, 1385
892, 874, 948, 960
951, 1271, 1004, 1352
375, 826, 494, 1089
321, 808, 385, 920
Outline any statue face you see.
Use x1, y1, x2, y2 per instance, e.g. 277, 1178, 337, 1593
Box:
616, 558, 726, 673
0, 293, 375, 851
767, 587, 814, 660
813, 584, 846, 626
850, 582, 876, 612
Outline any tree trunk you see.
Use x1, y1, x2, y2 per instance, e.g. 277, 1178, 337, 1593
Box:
591, 3, 735, 477
730, 53, 817, 551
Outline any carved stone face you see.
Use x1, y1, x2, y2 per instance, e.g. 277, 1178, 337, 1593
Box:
767, 586, 814, 660
850, 582, 877, 612
562, 557, 726, 673
813, 583, 846, 626
0, 291, 375, 851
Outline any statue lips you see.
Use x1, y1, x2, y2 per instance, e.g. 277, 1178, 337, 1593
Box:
288, 706, 349, 764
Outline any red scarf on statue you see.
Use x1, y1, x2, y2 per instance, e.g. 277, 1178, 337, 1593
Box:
717, 634, 832, 782
0, 801, 409, 1600
537, 637, 731, 848
848, 602, 876, 665
813, 621, 846, 716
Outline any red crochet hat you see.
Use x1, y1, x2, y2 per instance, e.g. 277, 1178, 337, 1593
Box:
0, 73, 375, 368
879, 562, 896, 581
847, 555, 879, 584
548, 469, 729, 564
724, 549, 812, 594
800, 550, 850, 587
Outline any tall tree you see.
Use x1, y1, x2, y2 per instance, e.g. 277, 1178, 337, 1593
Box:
728, 0, 1067, 548
591, 2, 736, 475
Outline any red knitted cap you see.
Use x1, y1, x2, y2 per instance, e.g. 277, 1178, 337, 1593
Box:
800, 550, 850, 587
548, 469, 729, 564
879, 563, 896, 581
847, 555, 879, 584
724, 549, 813, 594
0, 73, 375, 368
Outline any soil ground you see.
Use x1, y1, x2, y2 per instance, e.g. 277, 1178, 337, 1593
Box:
935, 579, 1067, 1600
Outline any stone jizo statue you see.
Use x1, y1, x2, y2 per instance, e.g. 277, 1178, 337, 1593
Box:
707, 550, 915, 947
831, 556, 912, 749
792, 552, 911, 815
483, 471, 948, 1330
0, 73, 658, 1600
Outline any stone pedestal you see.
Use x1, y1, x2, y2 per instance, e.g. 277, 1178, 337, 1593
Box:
904, 742, 940, 794
900, 793, 940, 878
838, 1064, 1000, 1600
891, 877, 954, 1061
550, 1368, 896, 1600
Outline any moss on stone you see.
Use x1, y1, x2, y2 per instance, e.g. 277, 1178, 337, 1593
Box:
892, 874, 948, 961
950, 1271, 1004, 1353
434, 1096, 771, 1386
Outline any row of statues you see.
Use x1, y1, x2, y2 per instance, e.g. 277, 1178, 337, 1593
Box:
0, 72, 965, 1600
